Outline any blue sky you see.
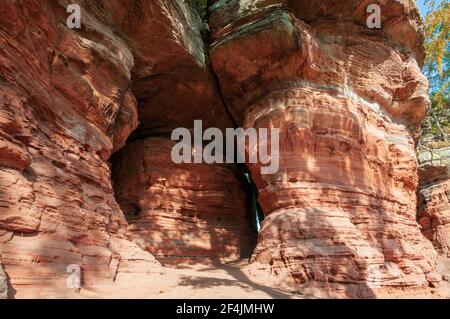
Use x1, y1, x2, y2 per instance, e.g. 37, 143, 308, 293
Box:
417, 0, 429, 17
416, 0, 446, 18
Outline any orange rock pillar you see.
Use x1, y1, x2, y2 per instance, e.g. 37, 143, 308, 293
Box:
209, 0, 443, 297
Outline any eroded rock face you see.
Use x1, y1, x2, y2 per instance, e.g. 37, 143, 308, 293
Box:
418, 168, 450, 256
112, 138, 256, 265
418, 149, 450, 257
209, 0, 442, 297
82, 0, 234, 136
98, 0, 253, 265
0, 0, 249, 297
0, 262, 7, 299
0, 0, 447, 299
0, 0, 159, 298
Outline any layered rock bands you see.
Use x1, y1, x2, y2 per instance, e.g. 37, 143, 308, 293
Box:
418, 149, 450, 281
0, 0, 448, 298
209, 0, 445, 298
0, 0, 252, 298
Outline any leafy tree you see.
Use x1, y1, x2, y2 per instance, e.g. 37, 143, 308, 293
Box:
420, 0, 449, 147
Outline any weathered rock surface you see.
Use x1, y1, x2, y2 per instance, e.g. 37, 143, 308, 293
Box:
83, 0, 234, 136
0, 0, 247, 298
97, 0, 252, 265
418, 148, 450, 257
0, 0, 159, 298
209, 0, 425, 66
209, 1, 429, 129
98, 0, 251, 265
209, 0, 444, 297
0, 262, 7, 299
0, 0, 448, 299
112, 138, 256, 265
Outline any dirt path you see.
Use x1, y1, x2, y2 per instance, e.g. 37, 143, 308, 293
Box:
80, 260, 301, 299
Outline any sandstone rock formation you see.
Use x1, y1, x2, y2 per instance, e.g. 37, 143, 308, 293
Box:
0, 0, 448, 299
418, 148, 450, 257
0, 0, 159, 298
111, 138, 256, 265
83, 0, 234, 136
209, 0, 443, 297
0, 0, 247, 298
0, 262, 7, 299
99, 0, 255, 265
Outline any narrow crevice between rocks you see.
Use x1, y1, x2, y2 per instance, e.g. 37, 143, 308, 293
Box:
107, 0, 263, 267
200, 0, 265, 238
239, 164, 265, 232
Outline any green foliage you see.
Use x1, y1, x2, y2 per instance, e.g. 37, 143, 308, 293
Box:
191, 0, 208, 8
420, 0, 449, 147
188, 0, 208, 21
423, 0, 449, 103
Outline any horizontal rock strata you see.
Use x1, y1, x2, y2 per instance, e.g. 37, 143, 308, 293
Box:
418, 148, 450, 257
111, 138, 256, 265
209, 0, 443, 297
0, 0, 159, 298
84, 0, 234, 136
0, 262, 7, 299
0, 0, 448, 299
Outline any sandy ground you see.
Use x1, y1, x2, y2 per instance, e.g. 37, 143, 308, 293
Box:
77, 259, 450, 299
79, 260, 301, 299
23, 258, 448, 299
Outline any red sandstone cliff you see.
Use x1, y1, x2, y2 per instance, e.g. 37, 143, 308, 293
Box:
0, 0, 159, 298
0, 0, 448, 298
208, 0, 445, 298
417, 148, 450, 282
111, 138, 256, 265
